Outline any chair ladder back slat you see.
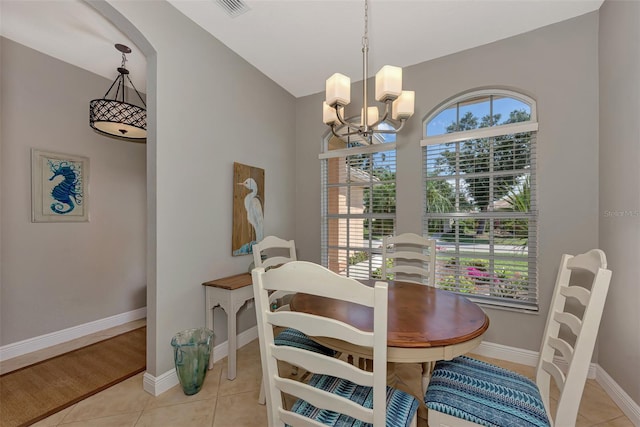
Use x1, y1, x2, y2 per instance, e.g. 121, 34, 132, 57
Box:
388, 265, 432, 277
263, 266, 377, 307
262, 256, 295, 270
268, 311, 375, 348
566, 249, 607, 274
279, 409, 333, 427
547, 336, 574, 365
559, 284, 591, 306
541, 360, 566, 392
388, 250, 433, 263
553, 311, 582, 337
272, 345, 374, 387
275, 377, 375, 424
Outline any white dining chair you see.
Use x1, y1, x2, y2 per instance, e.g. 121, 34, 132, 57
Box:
381, 232, 436, 286
252, 260, 419, 427
252, 236, 338, 405
424, 249, 613, 427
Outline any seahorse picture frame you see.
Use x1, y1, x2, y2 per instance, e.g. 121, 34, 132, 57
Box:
31, 149, 89, 223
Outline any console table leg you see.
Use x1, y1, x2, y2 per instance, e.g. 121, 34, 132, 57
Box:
206, 305, 215, 370
227, 300, 238, 381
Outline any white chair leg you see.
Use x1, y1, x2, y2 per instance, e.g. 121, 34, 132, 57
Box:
258, 380, 266, 405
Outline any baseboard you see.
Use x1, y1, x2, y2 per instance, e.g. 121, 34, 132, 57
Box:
0, 307, 147, 362
143, 325, 258, 396
596, 364, 640, 426
473, 340, 539, 366
473, 340, 598, 379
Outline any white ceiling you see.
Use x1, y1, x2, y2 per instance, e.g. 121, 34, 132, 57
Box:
1, 0, 604, 98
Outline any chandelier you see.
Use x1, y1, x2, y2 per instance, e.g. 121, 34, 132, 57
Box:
322, 0, 414, 145
89, 44, 146, 142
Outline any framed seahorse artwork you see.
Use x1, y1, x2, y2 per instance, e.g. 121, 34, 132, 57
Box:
232, 162, 264, 256
31, 149, 89, 222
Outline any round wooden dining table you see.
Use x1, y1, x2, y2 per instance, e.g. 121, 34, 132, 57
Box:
290, 279, 490, 393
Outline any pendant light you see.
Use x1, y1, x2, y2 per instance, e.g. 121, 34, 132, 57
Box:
89, 44, 146, 142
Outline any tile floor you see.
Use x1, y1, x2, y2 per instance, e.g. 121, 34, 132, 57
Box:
3, 320, 634, 427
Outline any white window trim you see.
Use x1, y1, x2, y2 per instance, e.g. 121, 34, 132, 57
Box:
421, 122, 538, 146
319, 142, 397, 159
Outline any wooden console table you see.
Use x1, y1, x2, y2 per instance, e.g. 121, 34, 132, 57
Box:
203, 272, 253, 380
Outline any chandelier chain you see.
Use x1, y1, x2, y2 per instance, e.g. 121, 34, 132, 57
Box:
121, 51, 127, 69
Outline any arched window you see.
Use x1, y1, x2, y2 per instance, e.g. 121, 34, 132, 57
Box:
320, 123, 396, 279
422, 89, 538, 310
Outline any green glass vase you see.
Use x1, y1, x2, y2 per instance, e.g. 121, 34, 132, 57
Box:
171, 328, 214, 395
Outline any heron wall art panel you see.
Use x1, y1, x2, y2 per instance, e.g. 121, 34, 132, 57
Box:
232, 162, 264, 256
31, 149, 89, 222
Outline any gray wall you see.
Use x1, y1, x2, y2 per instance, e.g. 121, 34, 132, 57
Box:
0, 38, 146, 344
598, 0, 640, 405
296, 13, 600, 353
95, 1, 297, 376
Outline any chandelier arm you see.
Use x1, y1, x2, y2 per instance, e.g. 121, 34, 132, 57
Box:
389, 119, 407, 133
334, 105, 349, 126
331, 126, 370, 139
125, 74, 147, 107
337, 128, 369, 137
371, 128, 402, 134
369, 101, 392, 129
335, 106, 365, 133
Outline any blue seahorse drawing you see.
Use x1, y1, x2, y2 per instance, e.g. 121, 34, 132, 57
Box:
48, 160, 83, 215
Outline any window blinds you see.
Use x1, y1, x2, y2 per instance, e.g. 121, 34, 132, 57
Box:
422, 129, 538, 310
321, 146, 396, 280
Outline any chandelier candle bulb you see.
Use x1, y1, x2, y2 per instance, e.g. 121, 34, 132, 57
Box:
375, 65, 402, 102
323, 102, 339, 125
360, 106, 379, 127
326, 73, 351, 107
392, 90, 415, 120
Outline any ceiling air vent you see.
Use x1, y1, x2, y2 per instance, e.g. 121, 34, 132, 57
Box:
216, 0, 250, 18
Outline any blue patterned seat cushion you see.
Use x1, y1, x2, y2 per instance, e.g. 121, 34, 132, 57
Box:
288, 374, 419, 427
275, 328, 337, 357
424, 356, 551, 427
